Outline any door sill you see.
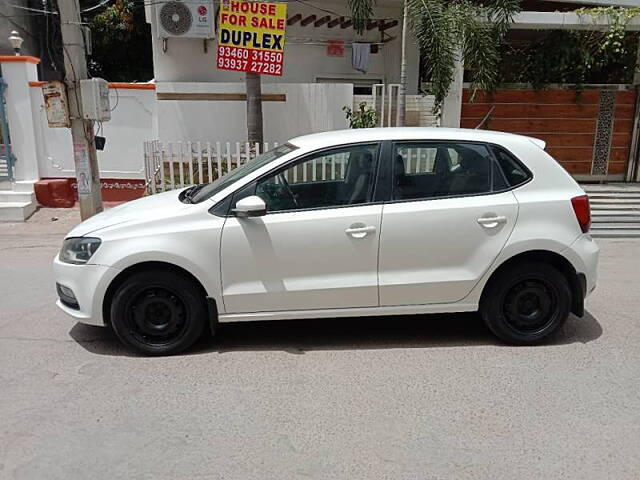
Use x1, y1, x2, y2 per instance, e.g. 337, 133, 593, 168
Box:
218, 303, 478, 323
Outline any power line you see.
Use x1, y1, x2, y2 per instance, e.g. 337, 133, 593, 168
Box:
8, 0, 113, 15
0, 12, 44, 18
81, 0, 113, 13
7, 4, 57, 14
0, 12, 38, 36
44, 0, 58, 71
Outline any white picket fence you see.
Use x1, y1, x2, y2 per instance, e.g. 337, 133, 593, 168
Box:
144, 140, 279, 193
144, 140, 445, 194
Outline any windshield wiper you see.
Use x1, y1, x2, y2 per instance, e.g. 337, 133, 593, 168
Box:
182, 184, 206, 204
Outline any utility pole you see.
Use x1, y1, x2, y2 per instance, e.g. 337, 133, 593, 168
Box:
246, 72, 264, 146
58, 0, 103, 219
397, 0, 408, 127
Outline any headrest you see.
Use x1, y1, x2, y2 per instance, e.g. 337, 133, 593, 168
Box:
459, 150, 488, 174
434, 148, 450, 175
395, 154, 405, 174
349, 150, 373, 171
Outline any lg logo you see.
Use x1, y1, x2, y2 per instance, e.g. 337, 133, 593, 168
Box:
197, 5, 208, 23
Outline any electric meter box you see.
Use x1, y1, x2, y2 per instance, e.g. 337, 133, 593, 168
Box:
79, 78, 111, 121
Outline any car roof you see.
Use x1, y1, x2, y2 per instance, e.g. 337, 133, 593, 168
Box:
288, 127, 546, 150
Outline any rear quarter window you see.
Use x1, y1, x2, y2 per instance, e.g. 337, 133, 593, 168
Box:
491, 146, 532, 187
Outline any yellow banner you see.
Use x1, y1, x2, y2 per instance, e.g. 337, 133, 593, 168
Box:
218, 1, 287, 52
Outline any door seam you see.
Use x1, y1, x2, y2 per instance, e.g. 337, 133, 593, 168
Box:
218, 214, 229, 314
458, 190, 521, 303
376, 203, 385, 307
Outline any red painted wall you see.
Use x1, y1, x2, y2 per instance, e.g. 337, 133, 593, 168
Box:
35, 178, 146, 208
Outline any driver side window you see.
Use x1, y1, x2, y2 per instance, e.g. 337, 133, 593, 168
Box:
255, 143, 379, 212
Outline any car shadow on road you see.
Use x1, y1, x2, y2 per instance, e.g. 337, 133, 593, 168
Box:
68, 310, 603, 357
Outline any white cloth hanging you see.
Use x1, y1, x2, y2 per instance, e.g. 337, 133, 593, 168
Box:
351, 43, 370, 73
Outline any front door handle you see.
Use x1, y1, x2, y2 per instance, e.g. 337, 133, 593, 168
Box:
345, 225, 376, 238
477, 215, 507, 228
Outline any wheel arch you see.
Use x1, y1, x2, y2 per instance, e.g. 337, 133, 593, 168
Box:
102, 261, 218, 330
480, 250, 585, 317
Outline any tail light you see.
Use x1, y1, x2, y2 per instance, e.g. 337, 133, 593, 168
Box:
571, 195, 591, 233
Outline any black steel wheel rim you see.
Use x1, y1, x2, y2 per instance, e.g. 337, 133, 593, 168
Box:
503, 278, 559, 334
126, 286, 189, 346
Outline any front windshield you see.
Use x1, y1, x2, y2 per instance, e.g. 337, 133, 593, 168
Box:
190, 143, 298, 203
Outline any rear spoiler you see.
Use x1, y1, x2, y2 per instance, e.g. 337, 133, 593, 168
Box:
527, 137, 546, 150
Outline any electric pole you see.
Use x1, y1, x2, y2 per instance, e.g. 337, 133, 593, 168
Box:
397, 0, 408, 127
246, 72, 264, 146
58, 0, 103, 219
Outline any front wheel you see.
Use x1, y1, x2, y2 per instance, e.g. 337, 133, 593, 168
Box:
110, 269, 207, 355
480, 262, 571, 345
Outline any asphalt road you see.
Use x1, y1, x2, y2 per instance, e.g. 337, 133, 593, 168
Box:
1, 208, 639, 479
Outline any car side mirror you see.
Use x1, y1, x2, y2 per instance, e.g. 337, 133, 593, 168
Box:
232, 195, 267, 218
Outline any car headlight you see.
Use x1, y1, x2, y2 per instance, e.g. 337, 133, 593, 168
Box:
59, 237, 102, 265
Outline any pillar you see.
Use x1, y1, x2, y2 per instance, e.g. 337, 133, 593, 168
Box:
0, 56, 42, 182
628, 39, 640, 182
440, 50, 464, 128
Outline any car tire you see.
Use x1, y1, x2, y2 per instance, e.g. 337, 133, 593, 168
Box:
110, 269, 208, 355
480, 262, 571, 345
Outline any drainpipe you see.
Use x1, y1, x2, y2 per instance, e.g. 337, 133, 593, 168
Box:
397, 0, 407, 127
626, 38, 640, 182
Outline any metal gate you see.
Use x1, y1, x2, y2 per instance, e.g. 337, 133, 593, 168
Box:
0, 78, 15, 182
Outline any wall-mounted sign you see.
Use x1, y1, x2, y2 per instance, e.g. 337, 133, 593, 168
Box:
327, 40, 345, 57
217, 1, 287, 76
73, 142, 92, 195
42, 81, 71, 128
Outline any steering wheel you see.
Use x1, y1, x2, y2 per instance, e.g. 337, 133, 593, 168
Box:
277, 173, 299, 209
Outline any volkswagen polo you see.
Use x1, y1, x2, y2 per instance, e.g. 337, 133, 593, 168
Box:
53, 128, 599, 355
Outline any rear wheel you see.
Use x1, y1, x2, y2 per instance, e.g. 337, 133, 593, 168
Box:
110, 269, 207, 355
480, 262, 571, 345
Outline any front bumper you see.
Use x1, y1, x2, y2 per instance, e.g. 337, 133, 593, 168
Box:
53, 255, 122, 326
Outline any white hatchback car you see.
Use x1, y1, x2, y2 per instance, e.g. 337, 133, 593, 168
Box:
54, 128, 598, 355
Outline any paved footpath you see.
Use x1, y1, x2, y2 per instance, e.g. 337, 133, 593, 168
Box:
1, 208, 639, 479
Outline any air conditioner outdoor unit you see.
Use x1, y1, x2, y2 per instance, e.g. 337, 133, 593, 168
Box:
156, 0, 214, 38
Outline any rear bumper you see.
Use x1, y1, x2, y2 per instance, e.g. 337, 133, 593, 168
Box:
562, 233, 599, 298
53, 256, 121, 326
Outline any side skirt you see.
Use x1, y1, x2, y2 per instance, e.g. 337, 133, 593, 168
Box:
218, 303, 478, 323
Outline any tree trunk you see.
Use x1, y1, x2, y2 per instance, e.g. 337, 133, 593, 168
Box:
245, 72, 264, 146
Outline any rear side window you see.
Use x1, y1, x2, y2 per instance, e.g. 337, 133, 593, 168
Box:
392, 142, 505, 201
491, 146, 531, 187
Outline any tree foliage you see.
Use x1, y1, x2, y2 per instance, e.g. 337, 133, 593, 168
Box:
348, 0, 520, 108
498, 31, 638, 88
85, 0, 153, 81
576, 6, 640, 59
348, 0, 377, 36
497, 7, 640, 88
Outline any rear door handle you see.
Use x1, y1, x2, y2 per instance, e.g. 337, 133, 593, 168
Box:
345, 225, 376, 238
477, 216, 507, 228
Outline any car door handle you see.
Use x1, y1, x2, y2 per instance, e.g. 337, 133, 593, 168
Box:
345, 225, 376, 238
477, 215, 507, 228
